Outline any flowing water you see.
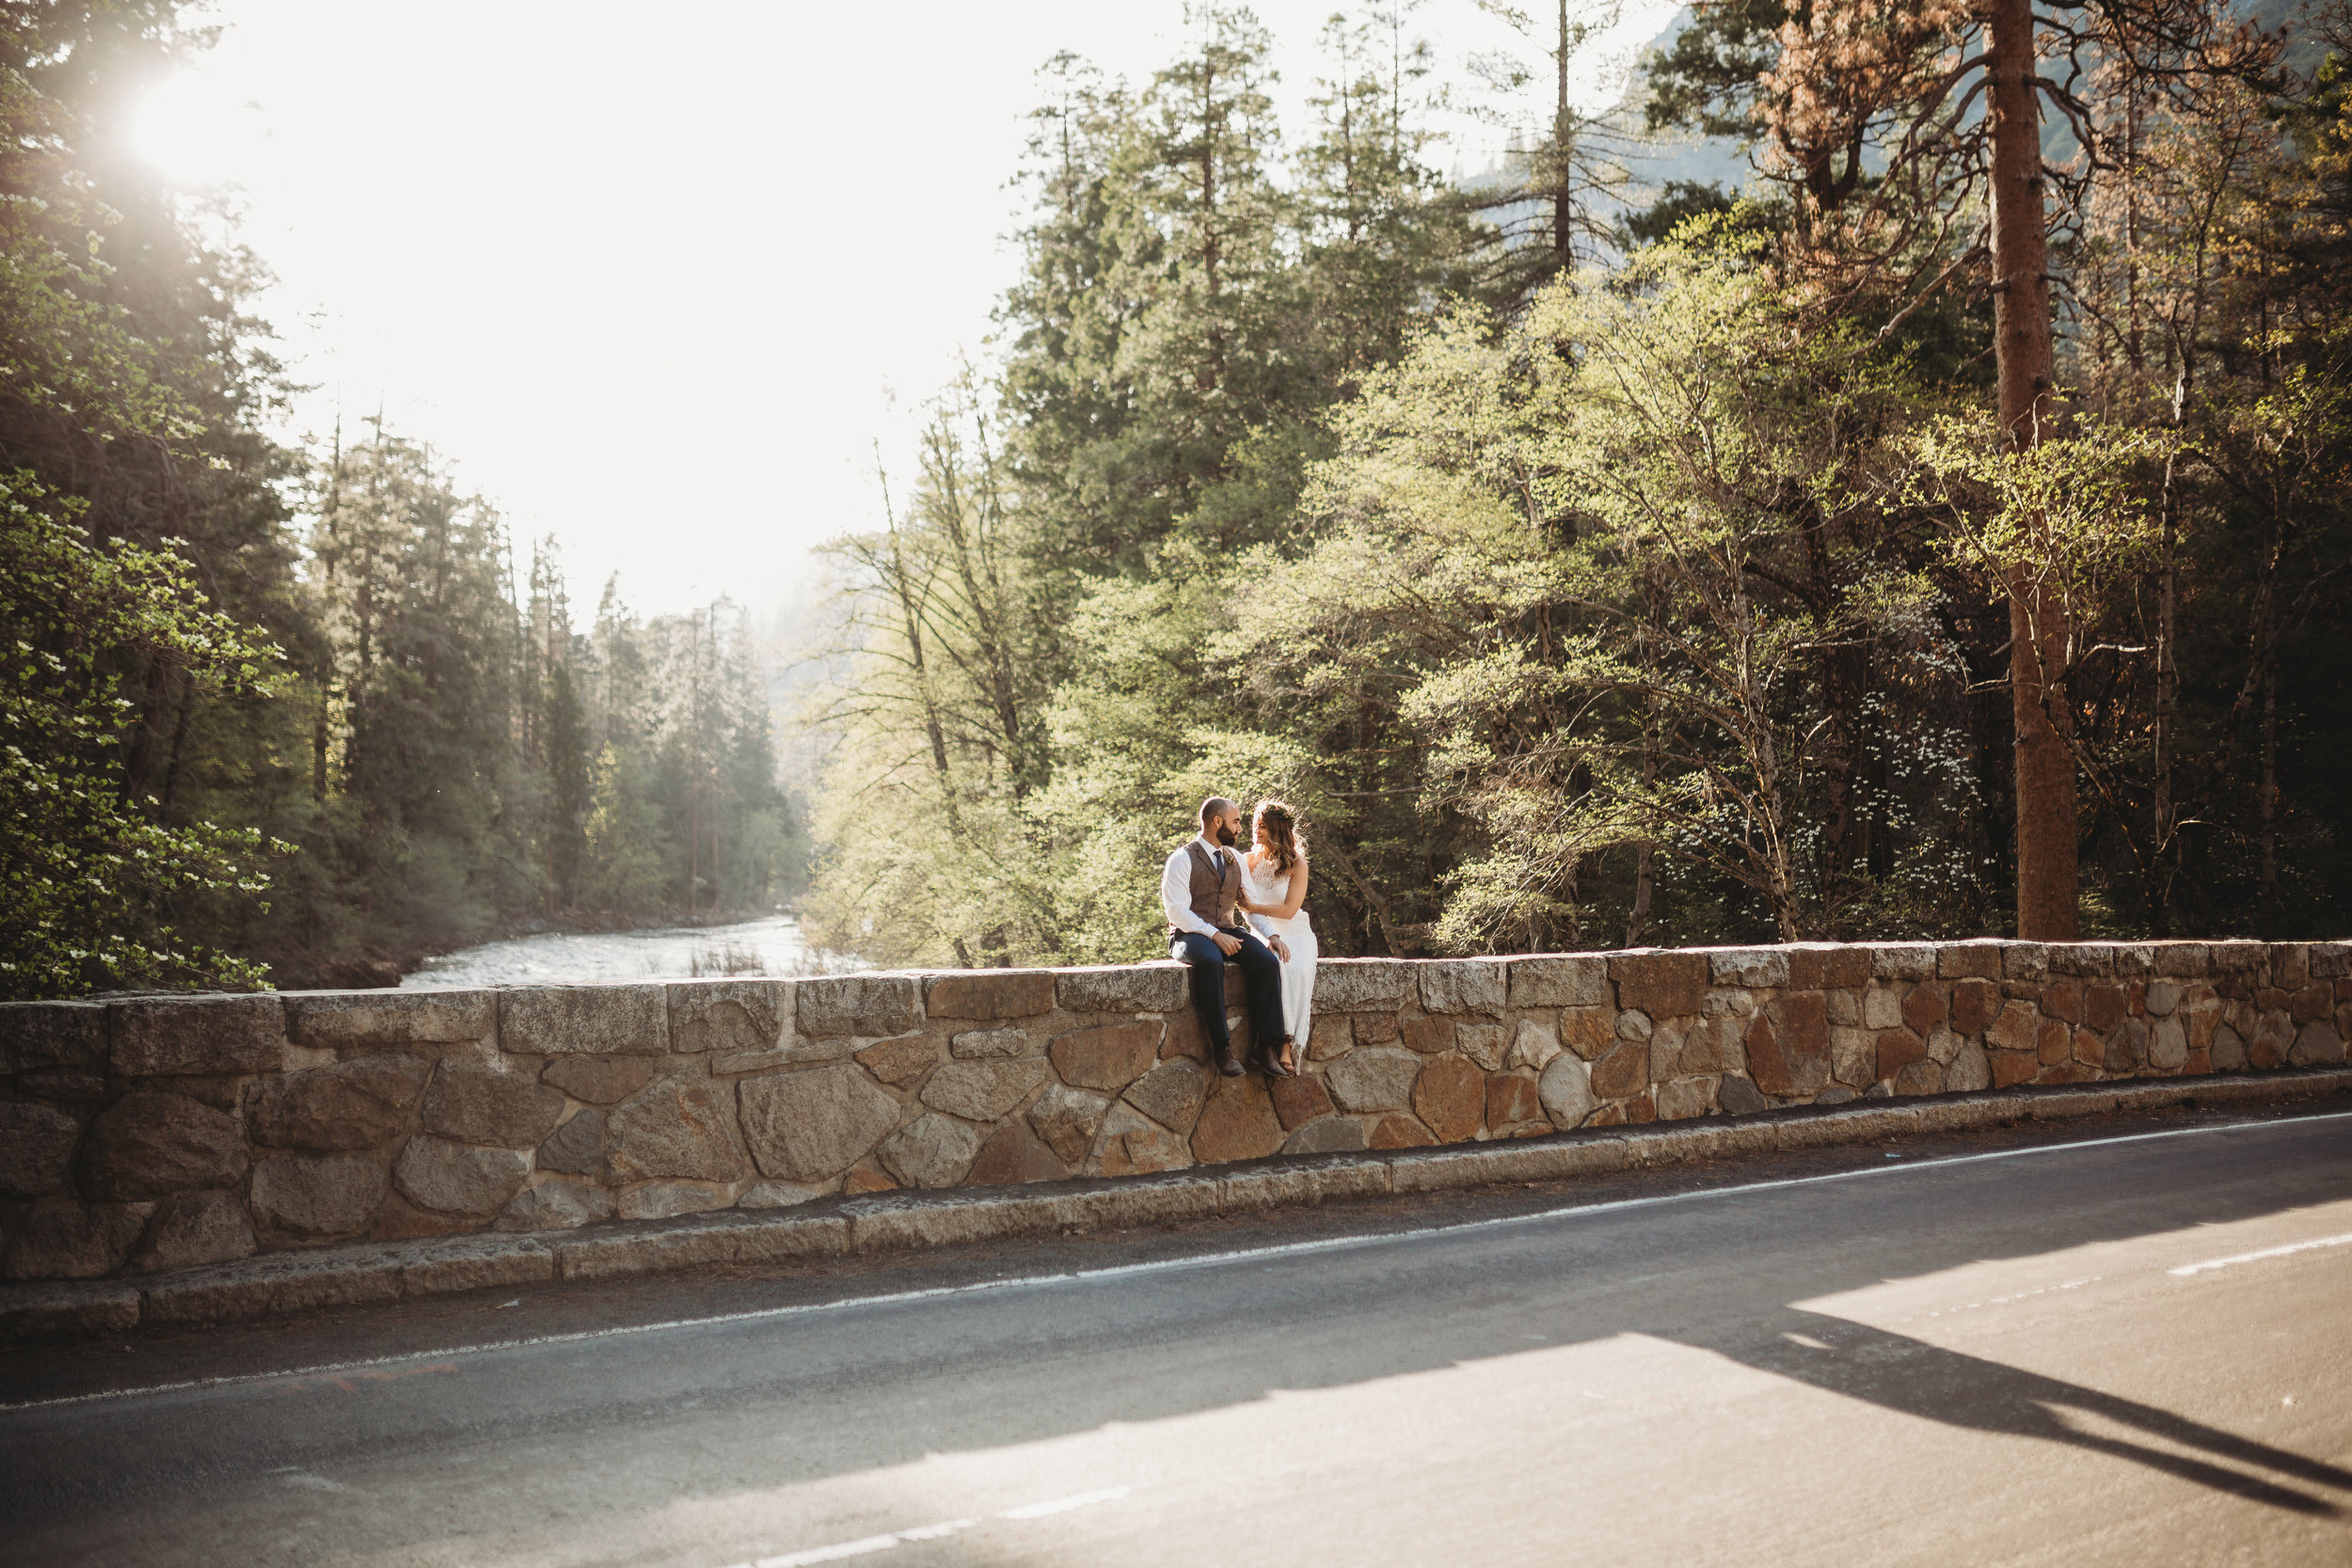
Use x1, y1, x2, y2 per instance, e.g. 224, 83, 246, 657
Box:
398, 914, 852, 989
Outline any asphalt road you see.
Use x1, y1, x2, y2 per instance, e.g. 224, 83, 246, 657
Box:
4, 1104, 2350, 1568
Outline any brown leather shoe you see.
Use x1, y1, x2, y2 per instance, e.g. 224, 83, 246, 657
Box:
1217, 1048, 1246, 1077
1261, 1041, 1293, 1078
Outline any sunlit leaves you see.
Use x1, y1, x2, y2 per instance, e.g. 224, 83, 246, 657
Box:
1910, 412, 2171, 623
1248, 230, 1989, 948
0, 473, 287, 996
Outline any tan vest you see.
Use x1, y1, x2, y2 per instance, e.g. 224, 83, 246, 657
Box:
1174, 840, 1242, 936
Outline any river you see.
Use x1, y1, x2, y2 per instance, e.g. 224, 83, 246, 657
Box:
398, 913, 853, 990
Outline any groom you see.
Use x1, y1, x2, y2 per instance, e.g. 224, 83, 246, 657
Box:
1161, 797, 1285, 1078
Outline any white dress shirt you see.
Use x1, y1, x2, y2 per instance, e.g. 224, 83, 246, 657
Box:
1162, 835, 1272, 941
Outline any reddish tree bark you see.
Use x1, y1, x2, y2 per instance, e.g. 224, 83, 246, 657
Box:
1986, 0, 2079, 940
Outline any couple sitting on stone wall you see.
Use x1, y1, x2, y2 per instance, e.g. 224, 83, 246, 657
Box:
1159, 796, 1318, 1080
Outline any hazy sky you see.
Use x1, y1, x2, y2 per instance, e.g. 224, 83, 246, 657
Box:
137, 0, 1680, 616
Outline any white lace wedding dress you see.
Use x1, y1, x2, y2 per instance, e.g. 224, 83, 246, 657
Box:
1241, 851, 1317, 1053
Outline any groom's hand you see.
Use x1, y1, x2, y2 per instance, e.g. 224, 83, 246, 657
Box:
1271, 937, 1291, 962
1213, 931, 1242, 957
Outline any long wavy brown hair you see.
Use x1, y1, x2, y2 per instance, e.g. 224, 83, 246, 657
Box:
1253, 799, 1306, 873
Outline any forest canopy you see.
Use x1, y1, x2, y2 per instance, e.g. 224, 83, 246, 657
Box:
0, 0, 804, 999
799, 0, 2352, 966
12, 0, 2352, 996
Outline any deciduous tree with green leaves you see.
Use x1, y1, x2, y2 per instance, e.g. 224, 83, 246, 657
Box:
1, 475, 288, 995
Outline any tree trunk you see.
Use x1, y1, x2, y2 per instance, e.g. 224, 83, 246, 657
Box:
1198, 56, 1225, 394
688, 620, 701, 919
874, 449, 953, 781
2150, 446, 2178, 935
312, 689, 331, 805
1625, 581, 1663, 948
930, 418, 1026, 794
159, 667, 192, 816
2260, 662, 2279, 938
1553, 0, 1573, 275
1987, 0, 2078, 941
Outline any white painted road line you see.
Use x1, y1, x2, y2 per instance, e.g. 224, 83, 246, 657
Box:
1000, 1485, 1133, 1518
753, 1534, 899, 1566
737, 1517, 977, 1568
1906, 1275, 2101, 1323
2169, 1229, 2352, 1276
722, 1488, 1132, 1568
6, 1108, 2347, 1417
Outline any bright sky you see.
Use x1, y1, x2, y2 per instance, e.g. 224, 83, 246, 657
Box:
136, 0, 1680, 618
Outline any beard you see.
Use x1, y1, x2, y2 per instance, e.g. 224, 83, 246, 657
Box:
1215, 823, 1238, 847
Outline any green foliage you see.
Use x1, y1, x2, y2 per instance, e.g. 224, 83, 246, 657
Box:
801, 383, 1059, 965
1913, 413, 2171, 618
0, 1, 308, 996
809, 2, 2352, 959
26, 0, 2339, 981
998, 7, 1492, 583
1263, 237, 1989, 947
303, 428, 520, 944
295, 437, 805, 964
0, 474, 288, 995
1641, 0, 1788, 140
0, 2, 806, 993
812, 9, 1498, 967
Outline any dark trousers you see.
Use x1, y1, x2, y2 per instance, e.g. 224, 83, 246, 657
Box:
1170, 928, 1285, 1056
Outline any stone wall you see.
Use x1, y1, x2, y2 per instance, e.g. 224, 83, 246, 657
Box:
2, 939, 2346, 1284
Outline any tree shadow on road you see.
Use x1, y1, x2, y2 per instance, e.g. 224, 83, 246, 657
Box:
9, 1113, 2352, 1564
1699, 1307, 2351, 1517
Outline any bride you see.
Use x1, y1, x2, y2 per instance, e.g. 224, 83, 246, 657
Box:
1237, 799, 1316, 1077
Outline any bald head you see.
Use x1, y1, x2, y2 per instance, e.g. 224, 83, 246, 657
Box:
1200, 797, 1239, 832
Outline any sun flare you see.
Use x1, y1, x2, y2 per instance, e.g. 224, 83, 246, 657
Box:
132, 69, 262, 186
